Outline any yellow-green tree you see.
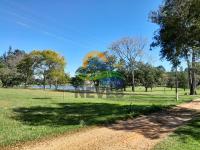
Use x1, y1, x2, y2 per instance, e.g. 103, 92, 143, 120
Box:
31, 50, 66, 89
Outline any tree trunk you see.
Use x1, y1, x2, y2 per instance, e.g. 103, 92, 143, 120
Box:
190, 50, 196, 95
43, 75, 46, 90
145, 87, 148, 92
175, 66, 179, 101
131, 69, 135, 92
94, 80, 99, 93
55, 79, 58, 90
186, 58, 192, 91
24, 77, 28, 89
123, 85, 126, 91
54, 84, 58, 90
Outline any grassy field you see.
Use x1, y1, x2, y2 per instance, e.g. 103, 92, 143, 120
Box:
0, 87, 199, 147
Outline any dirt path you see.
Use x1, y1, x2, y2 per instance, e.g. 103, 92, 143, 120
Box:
8, 100, 200, 150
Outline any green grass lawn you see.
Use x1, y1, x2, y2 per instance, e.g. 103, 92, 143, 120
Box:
0, 87, 199, 147
153, 114, 200, 150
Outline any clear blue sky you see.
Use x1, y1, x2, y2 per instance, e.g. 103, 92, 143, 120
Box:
0, 0, 172, 76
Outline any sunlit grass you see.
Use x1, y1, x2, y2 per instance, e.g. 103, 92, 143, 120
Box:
0, 87, 199, 147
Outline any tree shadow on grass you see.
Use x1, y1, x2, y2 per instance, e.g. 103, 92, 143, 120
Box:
12, 103, 170, 127
171, 114, 200, 142
32, 97, 52, 100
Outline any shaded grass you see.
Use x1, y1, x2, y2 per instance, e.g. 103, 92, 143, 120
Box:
12, 103, 167, 126
153, 114, 200, 150
0, 87, 199, 147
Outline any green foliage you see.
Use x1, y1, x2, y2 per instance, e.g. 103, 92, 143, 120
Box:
17, 54, 35, 87
166, 68, 189, 91
75, 54, 117, 90
0, 48, 67, 89
150, 0, 200, 95
178, 69, 188, 90
30, 50, 66, 89
0, 48, 26, 87
135, 63, 163, 92
150, 0, 200, 62
70, 76, 84, 88
166, 72, 176, 90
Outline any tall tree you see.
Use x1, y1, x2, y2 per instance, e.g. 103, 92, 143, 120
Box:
150, 0, 200, 95
109, 37, 146, 92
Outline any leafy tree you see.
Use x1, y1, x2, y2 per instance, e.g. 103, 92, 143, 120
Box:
155, 65, 167, 87
166, 72, 175, 90
150, 0, 200, 95
70, 76, 84, 90
135, 63, 157, 92
17, 54, 35, 88
76, 57, 109, 92
31, 50, 66, 89
178, 68, 188, 91
49, 70, 69, 90
0, 47, 26, 87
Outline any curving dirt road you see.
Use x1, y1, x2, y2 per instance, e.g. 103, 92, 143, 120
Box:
7, 100, 200, 150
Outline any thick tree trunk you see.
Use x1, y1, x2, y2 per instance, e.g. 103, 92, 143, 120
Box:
145, 87, 148, 92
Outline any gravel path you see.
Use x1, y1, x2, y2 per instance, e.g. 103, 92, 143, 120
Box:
7, 100, 200, 150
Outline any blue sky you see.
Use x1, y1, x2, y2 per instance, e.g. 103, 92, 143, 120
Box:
0, 0, 172, 76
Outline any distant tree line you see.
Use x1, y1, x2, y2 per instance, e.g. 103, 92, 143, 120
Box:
0, 47, 69, 89
0, 45, 199, 93
72, 37, 199, 92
